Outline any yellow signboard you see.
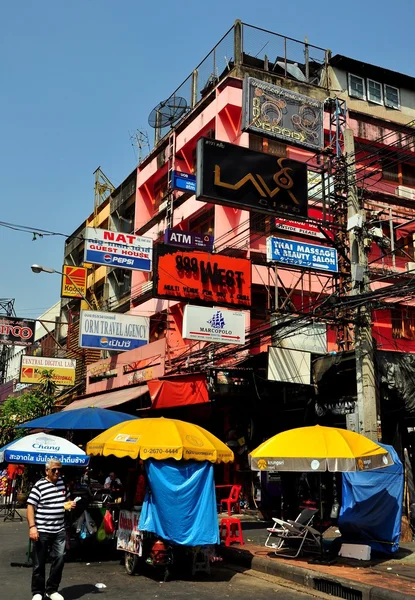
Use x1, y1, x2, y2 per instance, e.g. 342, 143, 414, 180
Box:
61, 265, 87, 299
20, 357, 76, 386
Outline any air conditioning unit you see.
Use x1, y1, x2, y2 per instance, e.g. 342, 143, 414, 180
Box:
369, 227, 383, 239
406, 262, 415, 273
396, 185, 415, 200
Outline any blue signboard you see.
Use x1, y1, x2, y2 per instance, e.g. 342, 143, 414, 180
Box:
266, 236, 338, 273
164, 228, 214, 251
84, 228, 153, 272
172, 171, 197, 193
79, 311, 149, 352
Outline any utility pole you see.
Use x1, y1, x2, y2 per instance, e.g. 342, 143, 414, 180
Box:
344, 128, 380, 442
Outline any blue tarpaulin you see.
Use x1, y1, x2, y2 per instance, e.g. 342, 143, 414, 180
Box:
339, 444, 403, 554
138, 459, 220, 546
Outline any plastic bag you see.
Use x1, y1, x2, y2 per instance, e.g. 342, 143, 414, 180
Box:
96, 519, 107, 542
103, 509, 115, 535
74, 511, 86, 534
85, 511, 97, 534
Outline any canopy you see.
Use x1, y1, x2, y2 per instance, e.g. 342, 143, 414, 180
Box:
16, 407, 138, 431
0, 432, 89, 466
86, 417, 234, 463
249, 425, 392, 472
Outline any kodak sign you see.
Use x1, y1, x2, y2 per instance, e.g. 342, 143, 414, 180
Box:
61, 265, 87, 299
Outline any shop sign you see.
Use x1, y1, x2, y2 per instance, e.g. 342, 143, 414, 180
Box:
164, 228, 214, 251
242, 77, 324, 150
274, 217, 334, 241
0, 316, 36, 346
20, 356, 76, 386
84, 227, 152, 272
153, 246, 251, 308
196, 137, 308, 218
116, 510, 143, 555
127, 367, 154, 385
172, 171, 197, 193
266, 236, 338, 273
183, 305, 246, 345
79, 311, 149, 352
61, 265, 87, 299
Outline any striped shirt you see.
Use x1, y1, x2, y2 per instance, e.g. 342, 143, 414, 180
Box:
27, 477, 69, 533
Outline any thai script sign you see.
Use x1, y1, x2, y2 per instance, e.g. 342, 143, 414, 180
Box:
266, 236, 338, 273
79, 311, 149, 352
84, 228, 152, 272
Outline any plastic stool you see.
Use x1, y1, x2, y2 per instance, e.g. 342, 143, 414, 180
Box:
219, 517, 244, 546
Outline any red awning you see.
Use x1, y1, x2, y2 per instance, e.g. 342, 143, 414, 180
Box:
147, 375, 209, 409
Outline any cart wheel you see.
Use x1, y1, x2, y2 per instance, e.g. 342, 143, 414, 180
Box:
124, 552, 139, 575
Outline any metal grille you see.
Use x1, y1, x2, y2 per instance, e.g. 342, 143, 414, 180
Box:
314, 578, 362, 600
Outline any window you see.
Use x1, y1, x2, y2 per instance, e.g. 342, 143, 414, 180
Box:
395, 233, 414, 260
381, 152, 399, 182
402, 163, 415, 187
367, 79, 383, 105
384, 85, 400, 109
348, 74, 366, 100
392, 307, 415, 340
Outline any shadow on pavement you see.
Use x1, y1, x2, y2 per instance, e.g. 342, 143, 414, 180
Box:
59, 584, 101, 599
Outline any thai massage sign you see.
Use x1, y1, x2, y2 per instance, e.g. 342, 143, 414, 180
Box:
153, 245, 251, 308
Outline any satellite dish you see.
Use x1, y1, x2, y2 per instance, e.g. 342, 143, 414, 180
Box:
148, 96, 188, 129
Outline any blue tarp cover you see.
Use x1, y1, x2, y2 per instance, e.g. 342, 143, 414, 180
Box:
339, 444, 403, 554
138, 459, 220, 546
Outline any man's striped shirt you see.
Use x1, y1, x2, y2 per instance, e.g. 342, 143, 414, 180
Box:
27, 477, 69, 533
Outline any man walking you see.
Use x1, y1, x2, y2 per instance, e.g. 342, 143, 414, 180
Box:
27, 459, 75, 600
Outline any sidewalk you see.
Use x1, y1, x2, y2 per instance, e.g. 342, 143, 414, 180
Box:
217, 514, 415, 600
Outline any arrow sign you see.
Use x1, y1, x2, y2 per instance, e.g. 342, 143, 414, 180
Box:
183, 306, 246, 345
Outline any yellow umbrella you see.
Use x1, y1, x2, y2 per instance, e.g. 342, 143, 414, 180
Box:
249, 425, 393, 472
86, 417, 234, 463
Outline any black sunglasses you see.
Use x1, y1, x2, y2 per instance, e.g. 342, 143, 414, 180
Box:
49, 468, 62, 473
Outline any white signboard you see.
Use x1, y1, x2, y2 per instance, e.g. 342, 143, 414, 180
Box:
182, 305, 246, 345
79, 311, 149, 352
117, 510, 142, 555
279, 322, 327, 354
84, 227, 153, 272
268, 347, 311, 385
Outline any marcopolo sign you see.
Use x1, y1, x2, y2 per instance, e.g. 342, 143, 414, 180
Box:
61, 265, 87, 299
196, 137, 308, 218
0, 316, 36, 346
153, 246, 251, 308
182, 305, 246, 345
84, 228, 152, 272
242, 77, 324, 151
164, 228, 214, 251
266, 236, 338, 273
79, 310, 149, 352
20, 356, 76, 386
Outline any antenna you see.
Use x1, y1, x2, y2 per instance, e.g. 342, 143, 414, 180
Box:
129, 129, 150, 163
148, 96, 188, 143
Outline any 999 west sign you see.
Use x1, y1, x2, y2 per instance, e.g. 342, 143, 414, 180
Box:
153, 246, 251, 308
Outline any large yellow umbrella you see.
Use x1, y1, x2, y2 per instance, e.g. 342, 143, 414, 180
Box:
86, 417, 234, 463
249, 425, 393, 472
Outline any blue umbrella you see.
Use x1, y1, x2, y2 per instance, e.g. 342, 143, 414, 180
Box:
15, 407, 138, 431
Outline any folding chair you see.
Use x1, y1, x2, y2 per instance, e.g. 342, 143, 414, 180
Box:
265, 508, 320, 558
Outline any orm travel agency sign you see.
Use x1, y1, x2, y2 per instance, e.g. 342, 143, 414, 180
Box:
84, 227, 153, 272
79, 311, 149, 352
266, 237, 338, 273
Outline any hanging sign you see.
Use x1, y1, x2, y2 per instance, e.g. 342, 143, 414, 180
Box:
84, 228, 152, 272
0, 316, 36, 346
266, 236, 338, 273
61, 265, 87, 299
79, 311, 149, 352
20, 356, 76, 386
164, 228, 214, 251
153, 246, 251, 308
183, 305, 246, 345
172, 171, 197, 193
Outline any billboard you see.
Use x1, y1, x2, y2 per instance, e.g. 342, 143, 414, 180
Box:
196, 137, 308, 218
182, 305, 246, 345
242, 77, 324, 150
79, 311, 149, 352
0, 316, 36, 346
153, 245, 251, 308
266, 236, 338, 273
84, 228, 152, 272
164, 228, 214, 251
274, 217, 334, 241
20, 356, 76, 386
61, 265, 87, 299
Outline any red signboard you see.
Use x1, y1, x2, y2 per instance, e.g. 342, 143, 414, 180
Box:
153, 246, 251, 308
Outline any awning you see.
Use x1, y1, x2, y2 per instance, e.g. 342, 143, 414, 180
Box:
147, 375, 209, 409
63, 384, 149, 411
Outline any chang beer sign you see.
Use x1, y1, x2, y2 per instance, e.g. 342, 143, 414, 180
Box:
79, 310, 149, 352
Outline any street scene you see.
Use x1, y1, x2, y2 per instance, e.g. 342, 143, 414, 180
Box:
2, 3, 415, 600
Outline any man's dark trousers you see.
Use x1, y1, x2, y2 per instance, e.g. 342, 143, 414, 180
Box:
32, 530, 66, 596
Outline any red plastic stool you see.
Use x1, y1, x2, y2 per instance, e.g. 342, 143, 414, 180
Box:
219, 517, 244, 546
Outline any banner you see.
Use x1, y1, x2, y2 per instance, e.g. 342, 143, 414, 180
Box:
61, 265, 87, 299
242, 77, 324, 150
153, 246, 251, 308
117, 510, 142, 555
183, 305, 246, 345
196, 137, 308, 218
20, 356, 76, 386
79, 311, 149, 352
84, 228, 152, 272
0, 316, 36, 346
266, 236, 338, 273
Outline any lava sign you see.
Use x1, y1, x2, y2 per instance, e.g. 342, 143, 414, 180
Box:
266, 236, 338, 273
79, 310, 149, 352
84, 228, 153, 272
182, 305, 246, 345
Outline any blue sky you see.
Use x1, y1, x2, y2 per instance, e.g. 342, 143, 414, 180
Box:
2, 1, 414, 318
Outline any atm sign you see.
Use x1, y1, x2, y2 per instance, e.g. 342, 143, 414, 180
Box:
61, 266, 87, 299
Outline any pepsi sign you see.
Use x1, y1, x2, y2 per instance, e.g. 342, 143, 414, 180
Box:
84, 228, 153, 272
79, 310, 149, 352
